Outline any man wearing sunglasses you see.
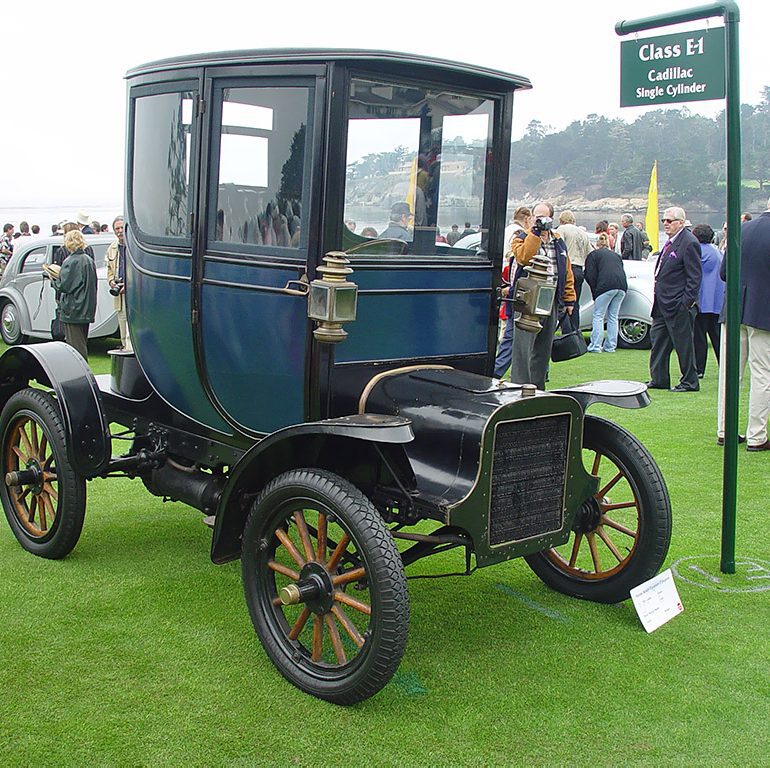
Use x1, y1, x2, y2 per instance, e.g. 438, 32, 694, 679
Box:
648, 206, 702, 392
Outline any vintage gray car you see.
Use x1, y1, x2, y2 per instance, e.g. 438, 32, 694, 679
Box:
0, 235, 119, 345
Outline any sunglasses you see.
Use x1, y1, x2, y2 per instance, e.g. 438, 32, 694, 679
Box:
661, 218, 681, 224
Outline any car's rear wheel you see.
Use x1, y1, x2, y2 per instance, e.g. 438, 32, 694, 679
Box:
0, 388, 86, 558
617, 319, 651, 349
0, 302, 28, 345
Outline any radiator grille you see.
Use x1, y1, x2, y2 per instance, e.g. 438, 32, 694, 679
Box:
489, 414, 570, 545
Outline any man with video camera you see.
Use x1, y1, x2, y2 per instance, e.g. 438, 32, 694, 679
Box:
106, 216, 132, 351
508, 201, 576, 389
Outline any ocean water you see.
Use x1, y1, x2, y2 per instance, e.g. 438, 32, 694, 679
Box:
0, 204, 123, 235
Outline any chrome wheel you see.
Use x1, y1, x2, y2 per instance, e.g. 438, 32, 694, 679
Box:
617, 319, 650, 349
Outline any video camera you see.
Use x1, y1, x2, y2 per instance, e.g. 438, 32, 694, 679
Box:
531, 216, 553, 236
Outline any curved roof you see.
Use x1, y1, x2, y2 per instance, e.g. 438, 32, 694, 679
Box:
125, 48, 531, 90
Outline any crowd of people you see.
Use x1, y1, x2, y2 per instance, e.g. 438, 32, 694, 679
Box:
495, 198, 770, 452
0, 211, 129, 358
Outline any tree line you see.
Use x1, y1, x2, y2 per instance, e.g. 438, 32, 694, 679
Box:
509, 86, 770, 210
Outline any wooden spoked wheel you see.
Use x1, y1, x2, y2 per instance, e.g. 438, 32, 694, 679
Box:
525, 416, 671, 603
0, 388, 86, 559
545, 438, 641, 581
269, 507, 373, 666
5, 412, 59, 538
242, 469, 408, 704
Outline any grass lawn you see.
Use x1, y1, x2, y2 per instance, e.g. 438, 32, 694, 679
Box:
0, 340, 768, 766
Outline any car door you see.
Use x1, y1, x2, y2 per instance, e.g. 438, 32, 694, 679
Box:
196, 66, 324, 435
17, 245, 53, 336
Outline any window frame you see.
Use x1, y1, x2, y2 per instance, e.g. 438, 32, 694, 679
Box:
204, 75, 316, 263
127, 77, 201, 251
19, 245, 47, 274
337, 69, 503, 267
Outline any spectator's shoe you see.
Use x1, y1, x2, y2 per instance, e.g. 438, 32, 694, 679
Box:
717, 435, 746, 446
645, 381, 669, 390
671, 384, 699, 392
747, 440, 770, 452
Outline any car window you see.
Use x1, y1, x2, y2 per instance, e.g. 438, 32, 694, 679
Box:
90, 243, 109, 268
341, 77, 494, 260
20, 247, 47, 274
209, 84, 311, 255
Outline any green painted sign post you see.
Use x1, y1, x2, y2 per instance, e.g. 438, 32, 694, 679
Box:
620, 27, 725, 106
616, 2, 741, 575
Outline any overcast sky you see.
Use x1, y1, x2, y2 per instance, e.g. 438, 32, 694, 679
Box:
2, 0, 766, 207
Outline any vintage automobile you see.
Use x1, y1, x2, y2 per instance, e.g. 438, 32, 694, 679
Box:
0, 234, 119, 345
0, 50, 671, 705
455, 230, 654, 348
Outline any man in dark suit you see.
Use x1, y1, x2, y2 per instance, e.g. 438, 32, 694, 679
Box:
648, 206, 702, 392
717, 198, 770, 450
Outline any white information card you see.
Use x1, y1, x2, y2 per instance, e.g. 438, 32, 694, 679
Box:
630, 568, 684, 633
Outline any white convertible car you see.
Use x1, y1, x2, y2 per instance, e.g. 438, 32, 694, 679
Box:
0, 235, 119, 345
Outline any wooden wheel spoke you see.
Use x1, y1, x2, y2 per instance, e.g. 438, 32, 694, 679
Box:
18, 487, 30, 503
38, 496, 48, 531
267, 560, 299, 580
597, 526, 624, 563
568, 532, 583, 568
42, 492, 56, 526
316, 513, 328, 562
334, 589, 371, 616
591, 450, 602, 476
29, 421, 39, 455
28, 495, 38, 524
324, 614, 347, 664
18, 425, 34, 461
597, 470, 623, 499
602, 501, 637, 512
42, 471, 57, 482
326, 533, 351, 572
274, 526, 306, 568
311, 615, 323, 661
288, 606, 312, 641
42, 483, 58, 501
12, 445, 28, 464
272, 595, 283, 607
587, 532, 602, 573
39, 433, 47, 459
331, 604, 364, 649
600, 515, 638, 539
332, 566, 367, 587
292, 511, 316, 562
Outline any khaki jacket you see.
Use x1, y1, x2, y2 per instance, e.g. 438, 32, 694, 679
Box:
106, 240, 125, 311
509, 229, 577, 305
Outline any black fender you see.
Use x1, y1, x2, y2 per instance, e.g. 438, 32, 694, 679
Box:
211, 414, 414, 564
551, 379, 650, 412
0, 342, 111, 477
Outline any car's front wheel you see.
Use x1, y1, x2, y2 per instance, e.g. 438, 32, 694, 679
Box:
617, 318, 651, 349
241, 469, 409, 704
0, 302, 28, 345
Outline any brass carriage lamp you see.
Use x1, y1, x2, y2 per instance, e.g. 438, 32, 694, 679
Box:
512, 251, 556, 334
308, 252, 359, 343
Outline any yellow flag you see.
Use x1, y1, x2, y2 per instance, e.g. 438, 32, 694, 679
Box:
645, 161, 659, 253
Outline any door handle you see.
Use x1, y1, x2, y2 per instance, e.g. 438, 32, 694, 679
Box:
282, 276, 309, 296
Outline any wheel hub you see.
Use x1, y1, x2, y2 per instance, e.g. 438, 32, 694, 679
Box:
574, 494, 603, 534
280, 561, 335, 615
6, 458, 44, 495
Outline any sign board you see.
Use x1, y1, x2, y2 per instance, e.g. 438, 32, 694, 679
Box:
630, 568, 684, 633
620, 27, 725, 107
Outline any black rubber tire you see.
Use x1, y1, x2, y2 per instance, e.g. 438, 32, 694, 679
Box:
241, 469, 409, 705
617, 319, 651, 350
0, 388, 86, 559
525, 416, 671, 603
0, 302, 29, 345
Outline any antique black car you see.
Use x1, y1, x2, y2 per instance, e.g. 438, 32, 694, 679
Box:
0, 50, 670, 705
